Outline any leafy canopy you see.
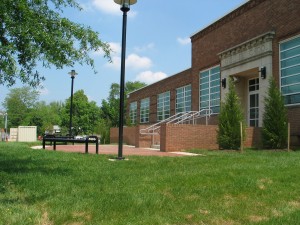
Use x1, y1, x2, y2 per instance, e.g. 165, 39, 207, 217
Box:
0, 0, 111, 86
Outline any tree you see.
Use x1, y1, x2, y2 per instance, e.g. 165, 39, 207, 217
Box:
262, 77, 288, 149
98, 81, 146, 143
100, 81, 146, 127
61, 90, 101, 135
0, 0, 110, 87
25, 101, 64, 135
3, 87, 39, 128
217, 78, 245, 150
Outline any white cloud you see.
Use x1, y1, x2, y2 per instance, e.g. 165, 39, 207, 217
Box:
126, 54, 152, 70
107, 56, 121, 69
134, 43, 155, 52
135, 71, 167, 84
106, 53, 152, 70
177, 37, 190, 45
91, 0, 137, 17
92, 0, 119, 15
109, 42, 121, 55
93, 42, 121, 57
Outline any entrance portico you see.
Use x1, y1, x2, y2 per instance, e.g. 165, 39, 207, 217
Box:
219, 32, 275, 127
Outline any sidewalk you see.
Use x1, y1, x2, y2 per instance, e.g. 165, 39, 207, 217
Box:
38, 144, 199, 157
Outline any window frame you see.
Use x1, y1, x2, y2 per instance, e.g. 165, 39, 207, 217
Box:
157, 91, 170, 121
176, 84, 192, 114
199, 65, 221, 114
280, 35, 300, 106
140, 98, 150, 123
129, 101, 137, 125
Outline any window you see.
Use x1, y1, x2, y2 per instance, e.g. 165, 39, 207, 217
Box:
140, 98, 150, 123
129, 101, 137, 124
248, 78, 259, 127
280, 36, 300, 105
157, 91, 170, 121
199, 66, 220, 113
176, 85, 191, 113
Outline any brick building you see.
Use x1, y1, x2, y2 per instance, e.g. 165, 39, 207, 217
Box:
111, 0, 300, 151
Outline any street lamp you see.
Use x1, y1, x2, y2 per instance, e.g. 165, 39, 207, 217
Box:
114, 0, 137, 160
0, 112, 7, 141
4, 112, 7, 138
68, 69, 77, 137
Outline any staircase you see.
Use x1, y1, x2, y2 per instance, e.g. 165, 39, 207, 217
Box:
140, 109, 213, 149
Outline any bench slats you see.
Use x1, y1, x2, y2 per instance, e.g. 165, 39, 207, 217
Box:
42, 136, 99, 154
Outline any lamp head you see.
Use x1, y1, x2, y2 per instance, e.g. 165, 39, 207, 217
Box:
114, 0, 137, 11
68, 69, 78, 78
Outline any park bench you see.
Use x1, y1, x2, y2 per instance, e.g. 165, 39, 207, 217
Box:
42, 135, 99, 154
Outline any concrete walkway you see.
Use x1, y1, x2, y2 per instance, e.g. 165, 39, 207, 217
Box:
36, 144, 199, 157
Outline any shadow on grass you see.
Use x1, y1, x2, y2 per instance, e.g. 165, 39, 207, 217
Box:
0, 154, 72, 175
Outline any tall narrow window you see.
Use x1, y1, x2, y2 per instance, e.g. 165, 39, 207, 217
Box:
280, 36, 300, 105
199, 66, 220, 113
140, 98, 150, 123
157, 91, 170, 121
176, 85, 191, 113
129, 101, 137, 124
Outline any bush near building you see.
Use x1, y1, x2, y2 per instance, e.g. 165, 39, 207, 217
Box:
262, 78, 288, 149
218, 78, 246, 150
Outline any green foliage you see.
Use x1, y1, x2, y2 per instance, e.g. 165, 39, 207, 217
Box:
61, 90, 101, 135
3, 87, 39, 128
99, 81, 146, 141
25, 101, 64, 135
218, 78, 245, 150
1, 81, 145, 139
94, 118, 111, 144
262, 77, 288, 149
0, 0, 111, 86
1, 144, 300, 224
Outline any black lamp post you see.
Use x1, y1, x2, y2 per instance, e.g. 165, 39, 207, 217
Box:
114, 0, 137, 160
68, 69, 77, 137
4, 112, 7, 140
0, 112, 7, 141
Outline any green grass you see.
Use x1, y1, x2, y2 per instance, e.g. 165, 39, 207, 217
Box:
1, 142, 300, 225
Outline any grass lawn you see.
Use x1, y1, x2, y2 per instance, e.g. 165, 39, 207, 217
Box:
0, 142, 300, 225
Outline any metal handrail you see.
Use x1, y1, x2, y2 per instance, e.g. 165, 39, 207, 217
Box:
140, 109, 213, 135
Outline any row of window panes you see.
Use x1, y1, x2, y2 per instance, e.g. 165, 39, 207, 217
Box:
280, 36, 300, 105
157, 91, 170, 121
200, 66, 220, 113
176, 85, 191, 113
249, 78, 259, 92
140, 98, 150, 123
129, 102, 137, 124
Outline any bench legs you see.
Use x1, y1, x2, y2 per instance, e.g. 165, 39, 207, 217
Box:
42, 138, 99, 154
85, 141, 88, 154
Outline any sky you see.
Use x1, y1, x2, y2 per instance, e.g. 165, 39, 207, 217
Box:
0, 0, 248, 109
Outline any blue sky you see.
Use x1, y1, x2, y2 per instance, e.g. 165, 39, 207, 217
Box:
0, 0, 247, 108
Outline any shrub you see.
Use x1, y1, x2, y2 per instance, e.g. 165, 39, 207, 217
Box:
262, 77, 288, 149
217, 77, 245, 150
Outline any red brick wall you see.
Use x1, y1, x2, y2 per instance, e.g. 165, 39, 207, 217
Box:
244, 127, 262, 148
160, 124, 262, 152
110, 125, 161, 148
160, 124, 219, 152
287, 107, 300, 146
110, 127, 136, 146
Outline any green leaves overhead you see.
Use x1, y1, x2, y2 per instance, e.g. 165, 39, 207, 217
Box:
0, 0, 111, 86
